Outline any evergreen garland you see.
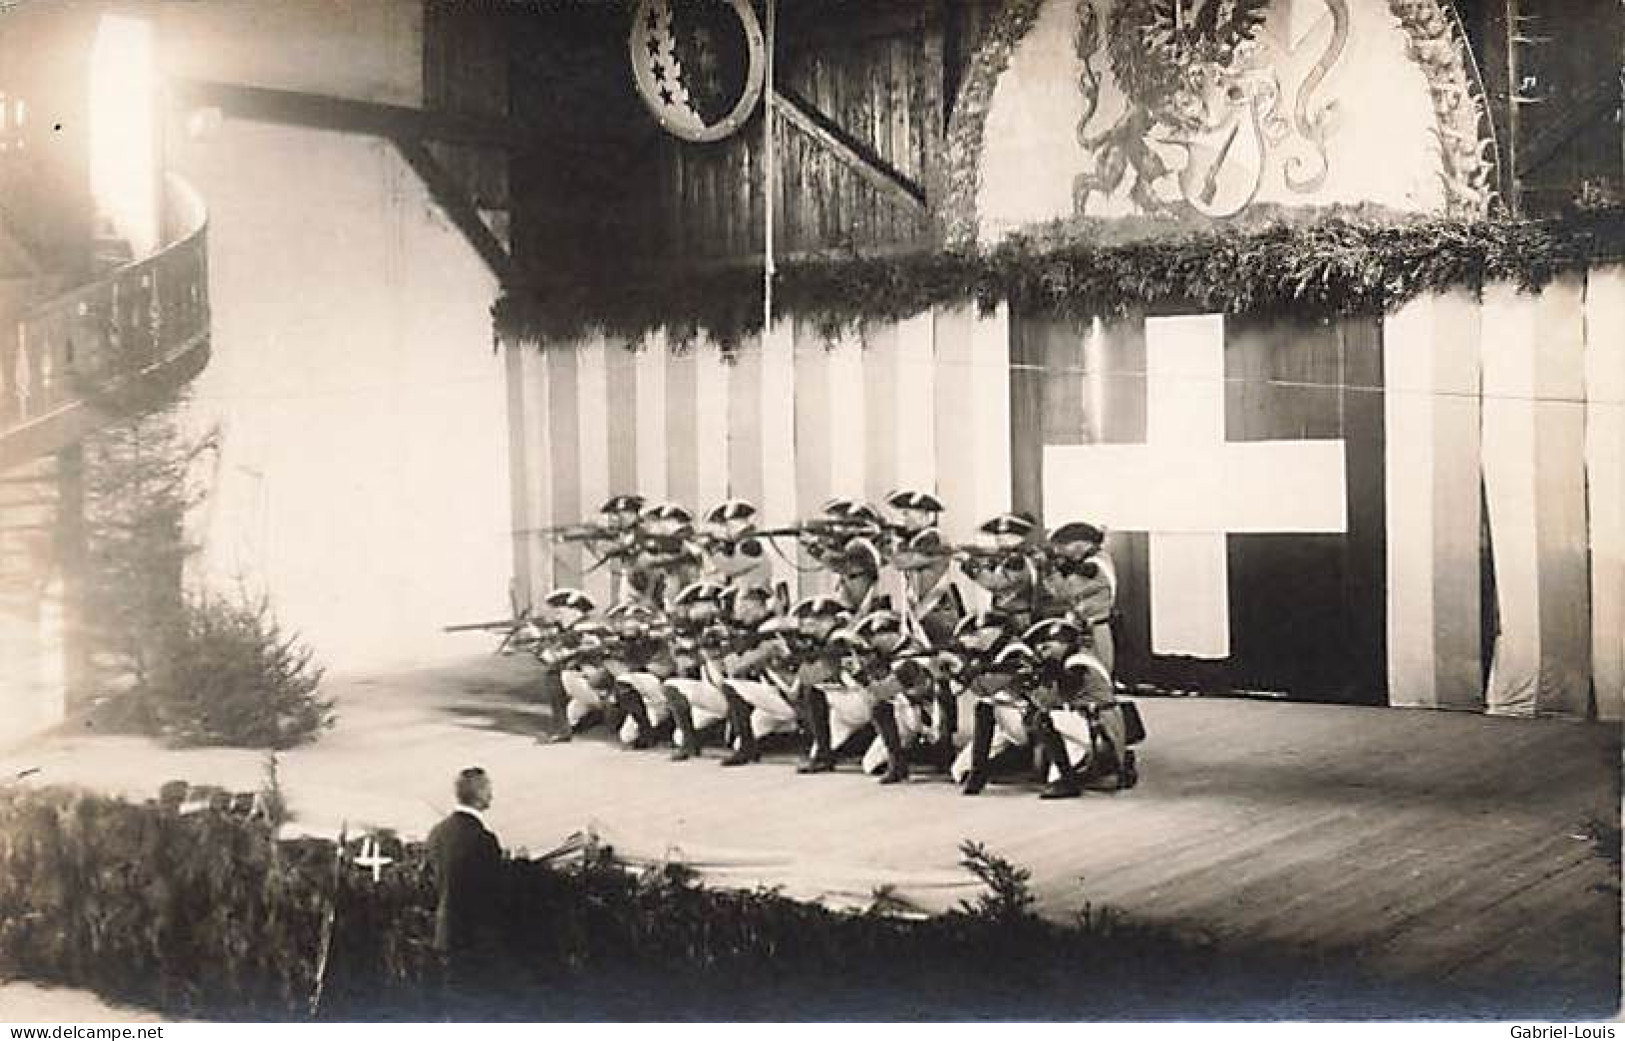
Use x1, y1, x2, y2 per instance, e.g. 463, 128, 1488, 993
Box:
493, 208, 1625, 350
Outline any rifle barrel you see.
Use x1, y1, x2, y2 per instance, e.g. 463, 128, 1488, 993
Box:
443, 619, 525, 633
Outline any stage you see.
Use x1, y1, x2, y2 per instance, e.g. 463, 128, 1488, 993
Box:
4, 655, 1619, 1016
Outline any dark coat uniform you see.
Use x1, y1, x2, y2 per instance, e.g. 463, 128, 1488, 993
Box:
426, 808, 503, 956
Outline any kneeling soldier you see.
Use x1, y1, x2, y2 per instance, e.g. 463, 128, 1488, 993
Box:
1023, 617, 1137, 795
662, 581, 732, 761
713, 586, 800, 766
532, 587, 597, 743
601, 602, 676, 749
784, 594, 853, 774
945, 610, 1027, 795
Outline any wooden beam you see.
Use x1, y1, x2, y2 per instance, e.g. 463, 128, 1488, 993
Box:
1516, 78, 1621, 176
771, 88, 927, 212
170, 78, 525, 150
391, 138, 513, 285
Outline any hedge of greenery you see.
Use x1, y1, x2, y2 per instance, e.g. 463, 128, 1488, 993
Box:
492, 207, 1625, 350
0, 787, 1606, 1021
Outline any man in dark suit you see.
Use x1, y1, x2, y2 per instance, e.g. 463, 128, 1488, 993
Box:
426, 767, 503, 1015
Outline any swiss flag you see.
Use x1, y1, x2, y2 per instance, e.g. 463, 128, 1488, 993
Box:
1011, 310, 1388, 702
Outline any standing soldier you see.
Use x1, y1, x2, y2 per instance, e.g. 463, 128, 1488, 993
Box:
959, 513, 1049, 628
626, 502, 703, 609
567, 494, 646, 603
699, 499, 774, 592
1042, 521, 1118, 673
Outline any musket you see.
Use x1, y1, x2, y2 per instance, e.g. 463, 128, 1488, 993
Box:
443, 618, 530, 634
443, 612, 545, 655
755, 517, 909, 542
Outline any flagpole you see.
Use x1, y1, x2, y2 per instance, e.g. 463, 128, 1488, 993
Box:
762, 0, 776, 335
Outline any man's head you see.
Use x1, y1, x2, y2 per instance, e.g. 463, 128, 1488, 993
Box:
1043, 521, 1106, 600
726, 584, 775, 627
673, 581, 725, 623
600, 494, 646, 530
833, 536, 882, 587
792, 595, 849, 640
454, 767, 492, 811
893, 528, 950, 575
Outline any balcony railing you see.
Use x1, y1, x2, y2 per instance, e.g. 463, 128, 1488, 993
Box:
0, 174, 210, 466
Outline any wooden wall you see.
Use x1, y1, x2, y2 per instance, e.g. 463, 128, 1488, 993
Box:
656, 2, 950, 264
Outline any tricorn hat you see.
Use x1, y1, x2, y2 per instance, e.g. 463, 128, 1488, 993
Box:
641, 501, 694, 526
953, 608, 1013, 642
672, 581, 727, 607
705, 499, 759, 525
1048, 521, 1106, 549
1022, 617, 1084, 647
791, 594, 849, 621
978, 512, 1037, 545
541, 588, 596, 613
885, 489, 945, 514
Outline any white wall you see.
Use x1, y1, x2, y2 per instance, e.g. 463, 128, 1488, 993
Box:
160, 1, 513, 672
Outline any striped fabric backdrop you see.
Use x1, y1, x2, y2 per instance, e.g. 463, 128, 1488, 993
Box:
503, 266, 1625, 719
505, 304, 1014, 609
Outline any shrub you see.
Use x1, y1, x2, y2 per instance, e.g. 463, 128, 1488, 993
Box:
1, 788, 1604, 1021
147, 593, 333, 749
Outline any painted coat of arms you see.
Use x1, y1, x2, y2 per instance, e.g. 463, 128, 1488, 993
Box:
1073, 0, 1351, 219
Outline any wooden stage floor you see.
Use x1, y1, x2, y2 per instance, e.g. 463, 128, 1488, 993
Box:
7, 655, 1620, 1018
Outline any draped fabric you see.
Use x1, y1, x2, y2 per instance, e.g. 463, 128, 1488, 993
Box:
504, 267, 1625, 716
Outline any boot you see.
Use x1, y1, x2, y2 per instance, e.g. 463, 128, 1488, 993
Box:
1035, 717, 1082, 800
666, 690, 701, 762
1081, 733, 1125, 791
796, 687, 836, 774
614, 683, 655, 749
719, 687, 760, 766
871, 701, 909, 785
1119, 749, 1139, 790
541, 671, 572, 743
961, 701, 994, 796
931, 685, 958, 773
602, 697, 627, 739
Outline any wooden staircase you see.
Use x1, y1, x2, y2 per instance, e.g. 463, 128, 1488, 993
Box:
1, 173, 211, 471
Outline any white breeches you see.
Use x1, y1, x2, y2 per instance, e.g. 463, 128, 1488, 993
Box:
1045, 705, 1127, 782
665, 676, 729, 731
858, 692, 927, 775
821, 680, 879, 753
616, 671, 670, 743
561, 669, 606, 727
948, 704, 1031, 784
725, 677, 799, 739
